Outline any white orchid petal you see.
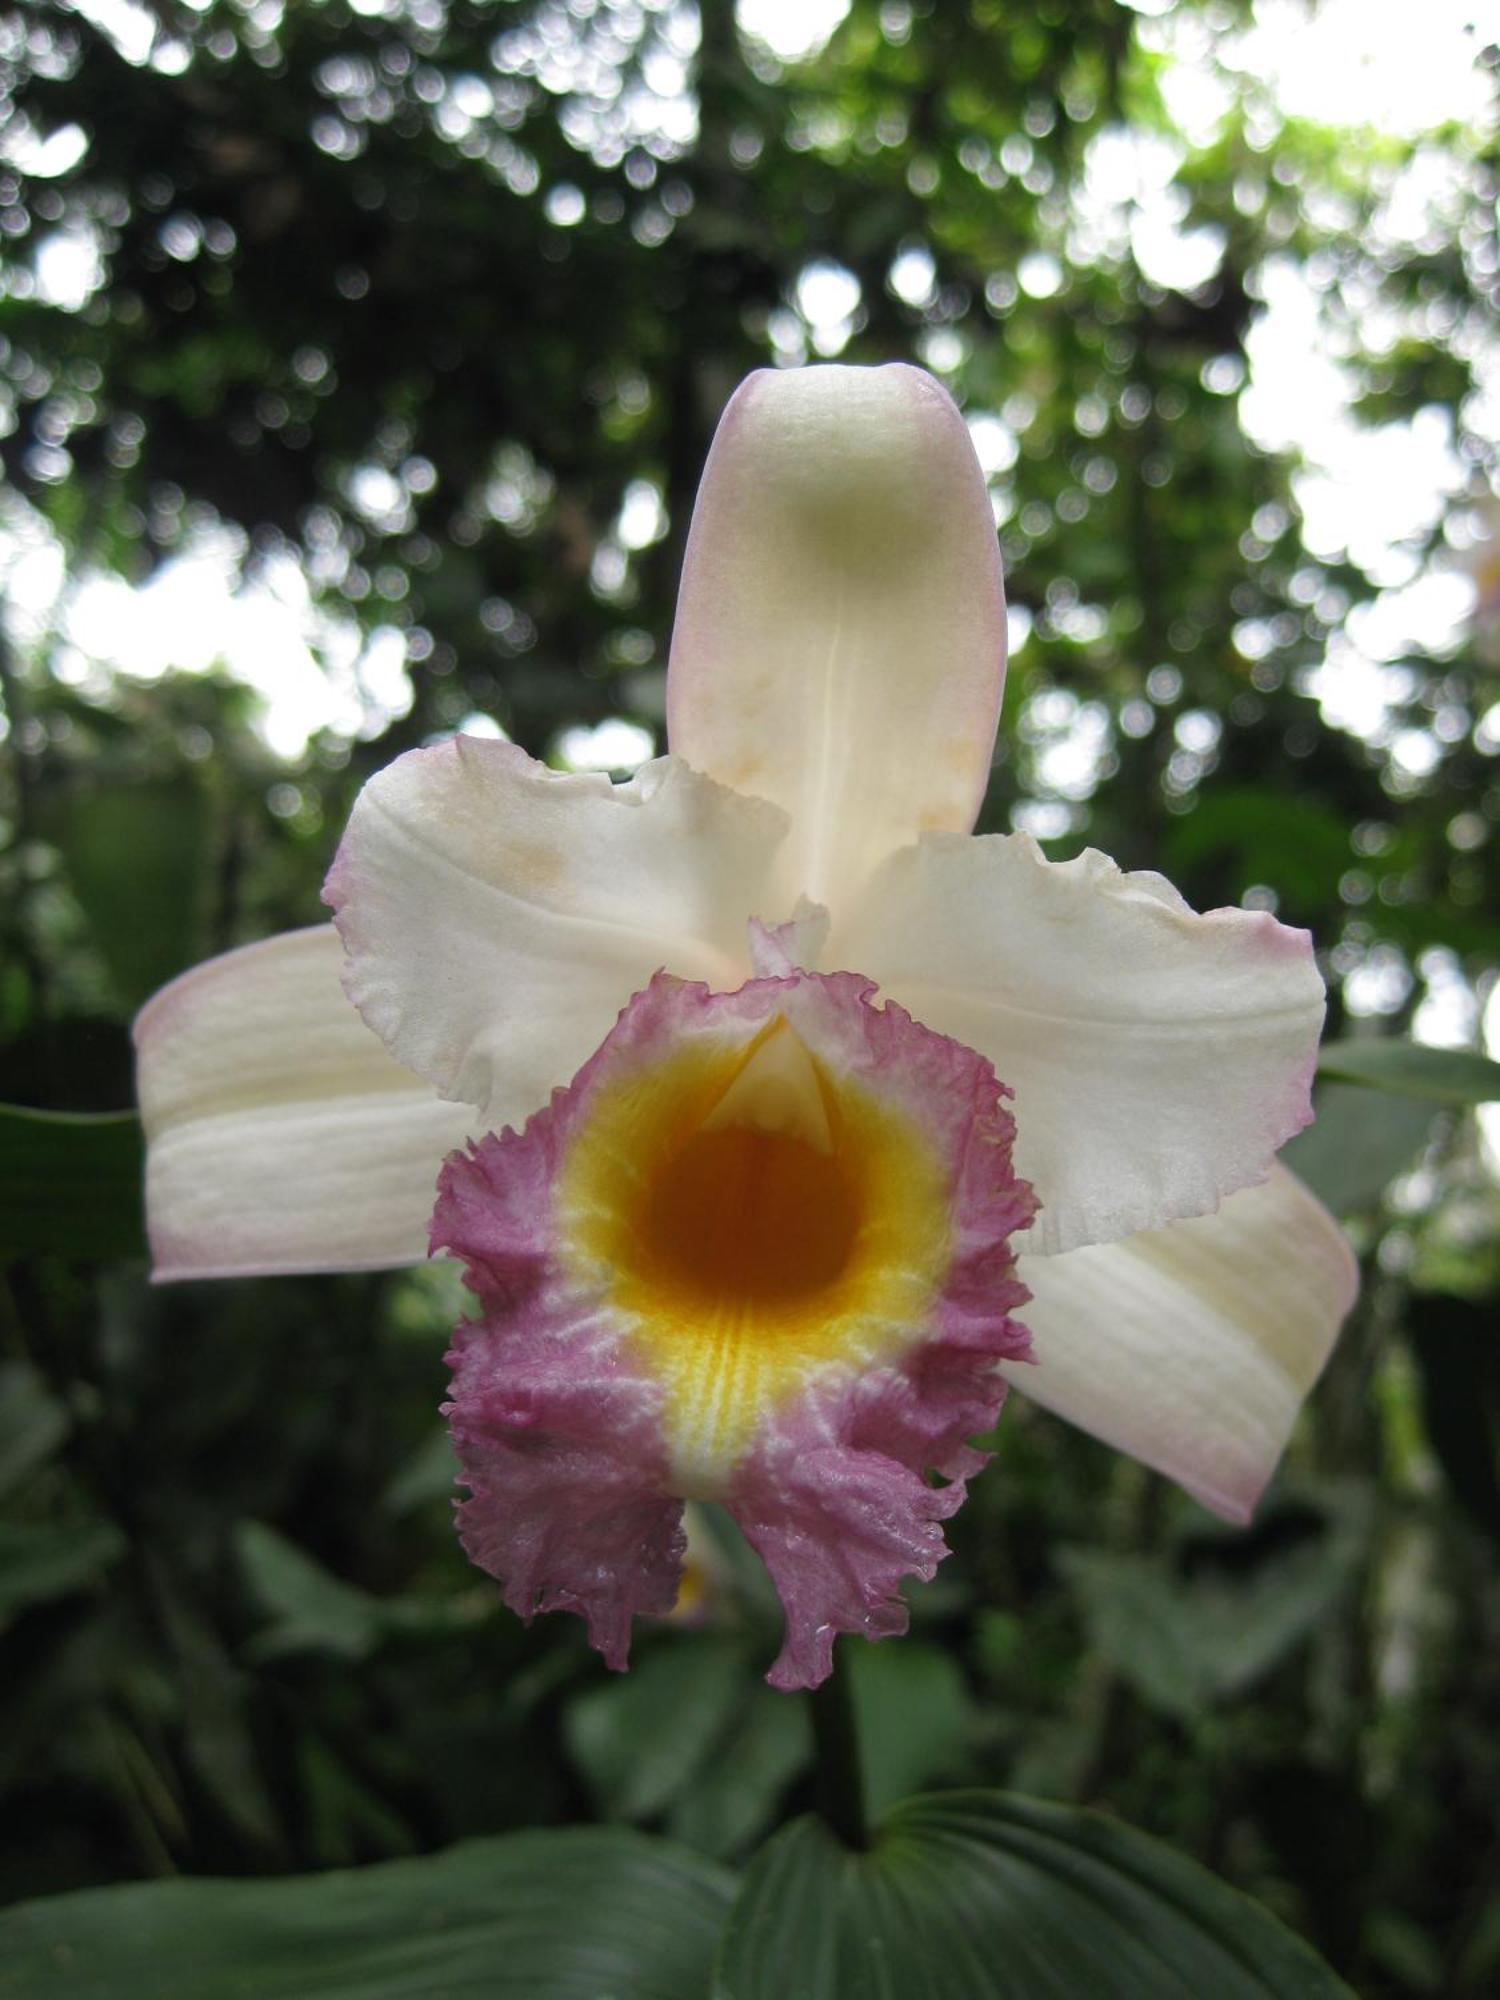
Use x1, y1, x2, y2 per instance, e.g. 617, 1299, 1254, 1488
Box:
667, 363, 1006, 914
325, 740, 789, 1127
135, 927, 469, 1279
835, 832, 1325, 1254
1004, 1166, 1358, 1520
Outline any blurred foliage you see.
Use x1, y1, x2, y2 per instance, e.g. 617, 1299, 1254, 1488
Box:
1, 0, 1499, 1994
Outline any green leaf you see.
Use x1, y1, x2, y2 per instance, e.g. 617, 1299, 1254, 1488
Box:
1058, 1492, 1367, 1721
1316, 1039, 1500, 1105
565, 1636, 750, 1824
0, 1362, 70, 1500
296, 1732, 418, 1870
0, 1106, 145, 1260
1280, 1083, 1437, 1215
667, 1683, 811, 1861
0, 1827, 735, 1999
1058, 1549, 1208, 1719
236, 1520, 387, 1663
237, 1522, 477, 1664
714, 1792, 1351, 1997
50, 779, 215, 1008
380, 1425, 459, 1517
153, 1575, 281, 1853
1164, 788, 1351, 914
845, 1637, 978, 1820
0, 1520, 126, 1631
566, 1631, 810, 1860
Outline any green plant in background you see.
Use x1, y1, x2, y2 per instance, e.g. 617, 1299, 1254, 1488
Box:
2, 2, 1498, 1994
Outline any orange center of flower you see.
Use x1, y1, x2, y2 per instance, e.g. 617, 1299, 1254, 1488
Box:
558, 1015, 953, 1493
639, 1126, 860, 1307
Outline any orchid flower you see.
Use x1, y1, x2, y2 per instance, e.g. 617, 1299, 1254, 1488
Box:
135, 364, 1357, 1690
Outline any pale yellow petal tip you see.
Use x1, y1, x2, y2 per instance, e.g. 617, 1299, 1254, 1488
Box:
711, 362, 985, 555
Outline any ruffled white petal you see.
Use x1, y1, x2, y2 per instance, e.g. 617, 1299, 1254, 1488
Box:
834, 832, 1325, 1254
1004, 1166, 1358, 1521
666, 363, 1007, 916
325, 739, 789, 1127
135, 927, 468, 1279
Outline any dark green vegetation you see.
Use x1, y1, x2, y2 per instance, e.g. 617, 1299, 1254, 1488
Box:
1, 2, 1498, 1994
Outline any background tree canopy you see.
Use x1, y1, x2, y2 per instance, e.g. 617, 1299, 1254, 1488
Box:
1, 2, 1498, 1995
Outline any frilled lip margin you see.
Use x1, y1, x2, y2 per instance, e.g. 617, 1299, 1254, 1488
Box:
432, 966, 1036, 1691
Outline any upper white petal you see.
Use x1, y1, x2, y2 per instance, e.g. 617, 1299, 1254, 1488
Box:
135, 926, 468, 1279
834, 831, 1325, 1254
1004, 1165, 1358, 1521
325, 739, 789, 1127
666, 363, 1007, 915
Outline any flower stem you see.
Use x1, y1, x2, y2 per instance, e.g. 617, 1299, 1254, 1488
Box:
808, 1640, 869, 1850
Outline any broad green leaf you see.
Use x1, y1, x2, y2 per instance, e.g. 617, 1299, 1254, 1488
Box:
1316, 1039, 1500, 1106
1058, 1490, 1367, 1721
714, 1792, 1351, 1998
0, 1827, 735, 1999
667, 1683, 810, 1860
0, 1106, 145, 1260
845, 1637, 977, 1819
50, 779, 214, 1008
568, 1631, 810, 1859
565, 1635, 750, 1824
1280, 1083, 1437, 1215
1058, 1549, 1207, 1719
0, 1520, 126, 1630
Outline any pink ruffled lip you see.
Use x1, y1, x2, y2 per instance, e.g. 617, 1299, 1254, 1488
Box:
433, 962, 1036, 1689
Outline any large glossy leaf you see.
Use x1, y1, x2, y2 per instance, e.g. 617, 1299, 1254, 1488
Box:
1316, 1039, 1500, 1105
0, 1827, 736, 1999
714, 1792, 1351, 1998
0, 1105, 145, 1260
